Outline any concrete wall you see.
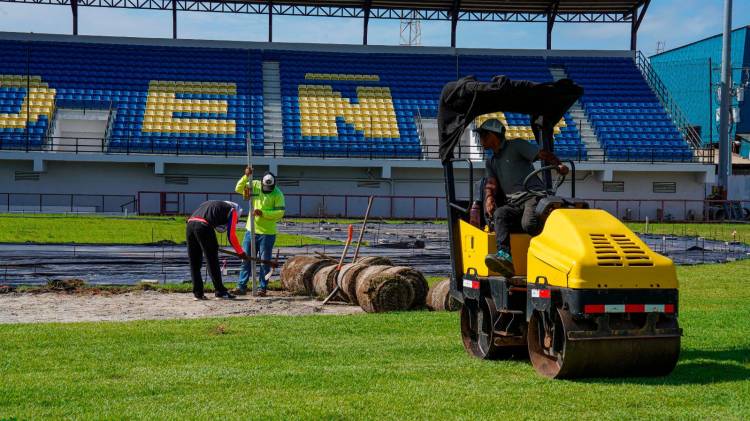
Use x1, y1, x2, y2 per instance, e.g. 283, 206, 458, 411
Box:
0, 158, 711, 220
729, 175, 750, 201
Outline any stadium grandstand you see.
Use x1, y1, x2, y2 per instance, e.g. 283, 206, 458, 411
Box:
0, 0, 722, 220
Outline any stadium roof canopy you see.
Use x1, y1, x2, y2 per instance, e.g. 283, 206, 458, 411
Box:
0, 0, 651, 49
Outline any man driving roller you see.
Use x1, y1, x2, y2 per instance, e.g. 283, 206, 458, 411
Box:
478, 118, 568, 277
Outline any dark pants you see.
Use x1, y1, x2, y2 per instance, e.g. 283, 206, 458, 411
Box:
493, 197, 539, 253
186, 221, 228, 297
239, 233, 276, 290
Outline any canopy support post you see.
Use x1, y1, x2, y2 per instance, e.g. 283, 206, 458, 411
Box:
450, 0, 461, 48
268, 1, 273, 42
630, 0, 650, 51
172, 0, 177, 39
363, 0, 371, 45
546, 0, 559, 50
71, 0, 78, 35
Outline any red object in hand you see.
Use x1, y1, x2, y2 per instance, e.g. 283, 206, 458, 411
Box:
558, 165, 570, 176
253, 209, 263, 217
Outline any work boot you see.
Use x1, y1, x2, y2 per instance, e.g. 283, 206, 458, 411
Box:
215, 291, 236, 300
232, 287, 247, 296
485, 249, 515, 278
193, 295, 209, 301
256, 288, 267, 297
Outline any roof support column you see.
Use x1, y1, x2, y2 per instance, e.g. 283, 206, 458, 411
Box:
546, 0, 559, 50
630, 0, 650, 50
362, 0, 371, 45
172, 0, 177, 39
268, 1, 273, 42
71, 0, 78, 35
450, 0, 461, 48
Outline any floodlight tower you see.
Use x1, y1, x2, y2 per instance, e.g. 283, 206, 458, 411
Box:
717, 0, 732, 197
400, 11, 422, 46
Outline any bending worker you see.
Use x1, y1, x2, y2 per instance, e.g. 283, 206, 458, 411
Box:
478, 118, 568, 277
234, 166, 285, 296
186, 200, 245, 300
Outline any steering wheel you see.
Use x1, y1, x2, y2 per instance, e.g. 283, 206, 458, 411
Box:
522, 164, 567, 197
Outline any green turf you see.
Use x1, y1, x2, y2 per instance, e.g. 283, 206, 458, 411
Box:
1, 261, 748, 419
0, 214, 339, 246
626, 222, 750, 243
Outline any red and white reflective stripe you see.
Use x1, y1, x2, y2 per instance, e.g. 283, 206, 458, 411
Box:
531, 289, 551, 299
462, 279, 480, 289
584, 304, 675, 314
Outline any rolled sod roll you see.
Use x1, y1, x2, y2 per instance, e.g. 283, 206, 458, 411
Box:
427, 279, 459, 312
337, 262, 371, 305
280, 256, 334, 295
312, 264, 339, 298
355, 265, 414, 313
353, 256, 393, 266
381, 266, 428, 309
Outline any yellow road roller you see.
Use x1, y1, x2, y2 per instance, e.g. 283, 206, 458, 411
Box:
438, 76, 681, 379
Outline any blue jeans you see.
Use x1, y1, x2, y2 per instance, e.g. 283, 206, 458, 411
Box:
238, 233, 276, 290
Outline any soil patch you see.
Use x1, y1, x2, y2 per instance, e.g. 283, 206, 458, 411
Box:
0, 290, 362, 324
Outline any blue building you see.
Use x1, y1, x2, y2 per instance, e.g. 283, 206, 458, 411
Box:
650, 26, 750, 148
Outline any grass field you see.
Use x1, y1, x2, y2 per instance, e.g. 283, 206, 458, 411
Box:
1, 261, 748, 419
0, 214, 340, 246
2, 213, 747, 246
627, 221, 750, 243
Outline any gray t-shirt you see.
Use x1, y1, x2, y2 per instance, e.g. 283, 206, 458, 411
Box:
485, 139, 543, 196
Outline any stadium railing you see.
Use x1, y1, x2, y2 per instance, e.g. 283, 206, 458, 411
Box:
636, 51, 703, 150
1, 135, 716, 164
0, 193, 137, 214
134, 190, 749, 222
2, 191, 746, 221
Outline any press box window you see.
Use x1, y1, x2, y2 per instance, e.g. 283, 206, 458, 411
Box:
653, 182, 676, 193
602, 181, 624, 193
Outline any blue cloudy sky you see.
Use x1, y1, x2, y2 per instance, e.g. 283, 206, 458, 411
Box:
0, 0, 748, 55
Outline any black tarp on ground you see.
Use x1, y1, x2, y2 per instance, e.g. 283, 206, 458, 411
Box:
437, 75, 583, 163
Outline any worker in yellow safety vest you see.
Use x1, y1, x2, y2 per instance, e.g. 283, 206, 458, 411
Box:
233, 166, 285, 296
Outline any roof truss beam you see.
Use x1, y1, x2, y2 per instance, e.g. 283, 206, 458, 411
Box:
0, 0, 635, 22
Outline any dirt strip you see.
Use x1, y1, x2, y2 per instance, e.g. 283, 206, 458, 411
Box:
0, 291, 362, 324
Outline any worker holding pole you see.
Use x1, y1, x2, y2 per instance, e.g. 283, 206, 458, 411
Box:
234, 166, 286, 296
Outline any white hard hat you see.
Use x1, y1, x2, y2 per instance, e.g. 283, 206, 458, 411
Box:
261, 172, 276, 193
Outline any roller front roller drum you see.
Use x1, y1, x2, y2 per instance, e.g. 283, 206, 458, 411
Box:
527, 307, 681, 379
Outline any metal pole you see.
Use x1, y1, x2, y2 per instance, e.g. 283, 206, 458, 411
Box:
26, 44, 30, 151
268, 1, 273, 42
71, 0, 78, 35
246, 132, 257, 295
717, 0, 733, 196
172, 0, 177, 39
709, 57, 713, 144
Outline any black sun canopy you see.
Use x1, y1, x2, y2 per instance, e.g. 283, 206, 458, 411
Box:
438, 75, 583, 163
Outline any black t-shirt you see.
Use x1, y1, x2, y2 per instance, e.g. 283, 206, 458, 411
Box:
191, 201, 234, 228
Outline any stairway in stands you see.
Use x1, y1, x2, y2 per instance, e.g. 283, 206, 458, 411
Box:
262, 61, 283, 156
549, 66, 603, 160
